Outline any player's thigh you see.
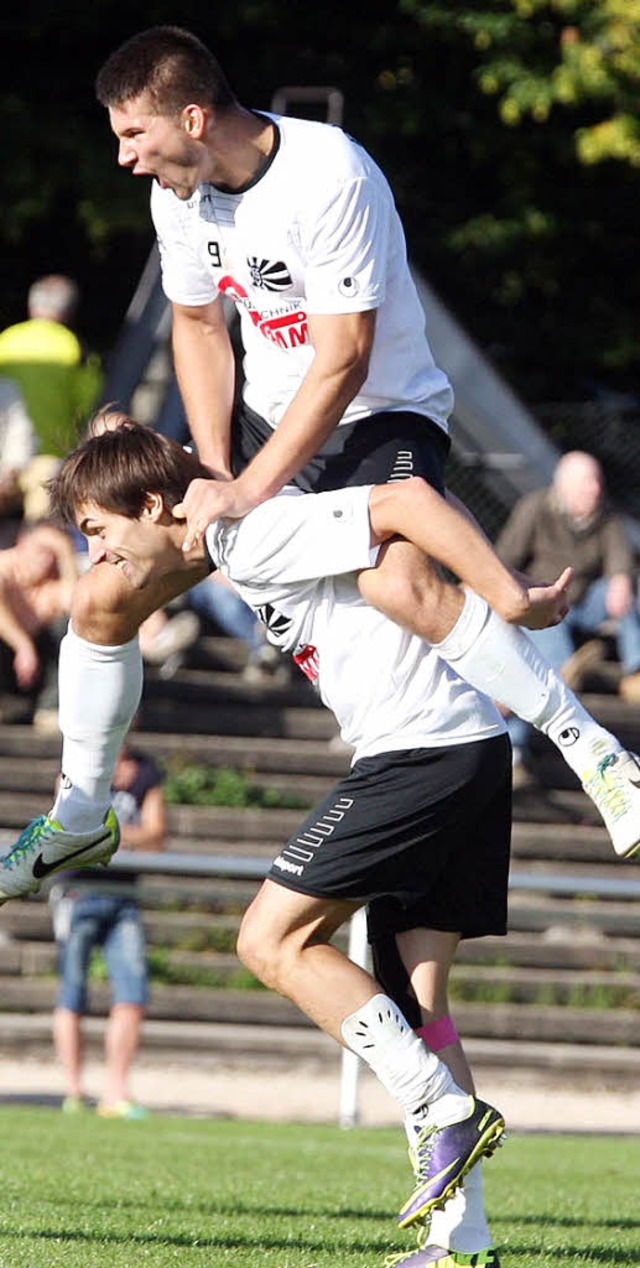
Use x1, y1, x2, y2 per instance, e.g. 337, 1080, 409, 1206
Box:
358, 538, 462, 641
239, 878, 358, 963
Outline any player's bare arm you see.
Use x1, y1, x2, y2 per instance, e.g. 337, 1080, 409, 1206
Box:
367, 478, 572, 629
179, 308, 376, 550
69, 561, 192, 647
171, 298, 236, 475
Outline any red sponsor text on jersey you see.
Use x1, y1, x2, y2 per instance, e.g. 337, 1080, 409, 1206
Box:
293, 644, 319, 682
219, 275, 308, 349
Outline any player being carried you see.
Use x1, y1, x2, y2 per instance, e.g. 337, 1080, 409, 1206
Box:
1, 420, 639, 1266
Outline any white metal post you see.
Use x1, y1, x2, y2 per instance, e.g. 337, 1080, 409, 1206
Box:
338, 905, 369, 1128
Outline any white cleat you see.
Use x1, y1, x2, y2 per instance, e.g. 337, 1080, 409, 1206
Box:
580, 749, 640, 858
0, 809, 120, 903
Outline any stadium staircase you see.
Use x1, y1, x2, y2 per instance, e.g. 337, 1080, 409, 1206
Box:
1, 633, 639, 1092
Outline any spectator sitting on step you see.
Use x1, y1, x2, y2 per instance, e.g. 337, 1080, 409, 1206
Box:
0, 519, 79, 729
496, 450, 640, 776
0, 376, 38, 547
50, 735, 166, 1119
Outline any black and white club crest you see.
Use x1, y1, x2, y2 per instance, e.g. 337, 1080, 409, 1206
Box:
247, 257, 292, 291
256, 603, 293, 645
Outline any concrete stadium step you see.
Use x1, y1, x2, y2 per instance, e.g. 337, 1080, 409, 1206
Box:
0, 903, 249, 947
4, 861, 638, 932
2, 976, 640, 1049
456, 929, 640, 972
3, 1011, 639, 1085
142, 699, 338, 739
5, 938, 638, 1008
10, 926, 640, 994
5, 937, 640, 997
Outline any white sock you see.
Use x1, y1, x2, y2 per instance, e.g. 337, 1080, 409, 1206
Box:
428, 1163, 492, 1253
340, 993, 468, 1122
435, 591, 622, 778
50, 624, 143, 831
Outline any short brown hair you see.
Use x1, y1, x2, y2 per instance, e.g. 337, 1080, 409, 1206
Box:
95, 25, 236, 115
49, 419, 211, 526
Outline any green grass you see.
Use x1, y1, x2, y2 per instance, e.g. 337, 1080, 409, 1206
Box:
0, 1110, 638, 1267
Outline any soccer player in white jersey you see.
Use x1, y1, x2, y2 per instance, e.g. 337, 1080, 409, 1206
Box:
93, 28, 640, 840
1, 423, 639, 1268
92, 28, 591, 749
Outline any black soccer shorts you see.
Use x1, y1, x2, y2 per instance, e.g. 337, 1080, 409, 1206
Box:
233, 403, 451, 495
267, 734, 512, 937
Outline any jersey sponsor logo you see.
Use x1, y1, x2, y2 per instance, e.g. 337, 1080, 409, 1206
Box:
293, 644, 319, 682
256, 603, 293, 647
218, 274, 309, 350
272, 855, 304, 876
247, 257, 292, 291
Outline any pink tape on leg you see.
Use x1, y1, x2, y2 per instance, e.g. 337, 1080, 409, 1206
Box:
416, 1016, 459, 1052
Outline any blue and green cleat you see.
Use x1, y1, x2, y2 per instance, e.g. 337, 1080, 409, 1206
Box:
0, 808, 120, 903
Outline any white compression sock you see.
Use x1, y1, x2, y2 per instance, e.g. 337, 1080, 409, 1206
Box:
340, 994, 468, 1124
50, 624, 143, 831
434, 591, 622, 777
428, 1164, 492, 1253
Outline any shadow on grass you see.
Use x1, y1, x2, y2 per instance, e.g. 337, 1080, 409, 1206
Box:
494, 1215, 640, 1232
500, 1243, 640, 1264
23, 1190, 394, 1223
0, 1226, 390, 1254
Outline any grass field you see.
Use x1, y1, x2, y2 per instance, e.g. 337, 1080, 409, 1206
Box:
0, 1108, 638, 1267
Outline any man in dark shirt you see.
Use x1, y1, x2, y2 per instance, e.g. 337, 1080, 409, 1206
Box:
497, 450, 640, 771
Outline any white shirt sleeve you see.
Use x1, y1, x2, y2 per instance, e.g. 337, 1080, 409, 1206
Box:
209, 485, 379, 587
301, 175, 390, 315
151, 184, 218, 308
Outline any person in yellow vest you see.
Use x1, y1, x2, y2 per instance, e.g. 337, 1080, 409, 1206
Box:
0, 275, 103, 519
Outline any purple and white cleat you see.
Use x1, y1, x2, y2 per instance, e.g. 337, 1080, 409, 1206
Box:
398, 1098, 505, 1230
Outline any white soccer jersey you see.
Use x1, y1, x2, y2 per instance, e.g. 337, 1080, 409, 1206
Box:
206, 486, 505, 762
152, 113, 453, 431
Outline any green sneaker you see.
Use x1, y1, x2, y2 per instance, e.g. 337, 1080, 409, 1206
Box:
0, 808, 120, 903
62, 1095, 88, 1115
97, 1101, 148, 1121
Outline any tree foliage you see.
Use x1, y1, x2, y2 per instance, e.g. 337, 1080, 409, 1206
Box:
406, 0, 640, 163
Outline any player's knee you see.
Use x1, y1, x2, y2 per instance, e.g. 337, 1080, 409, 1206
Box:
359, 547, 449, 639
236, 909, 280, 986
